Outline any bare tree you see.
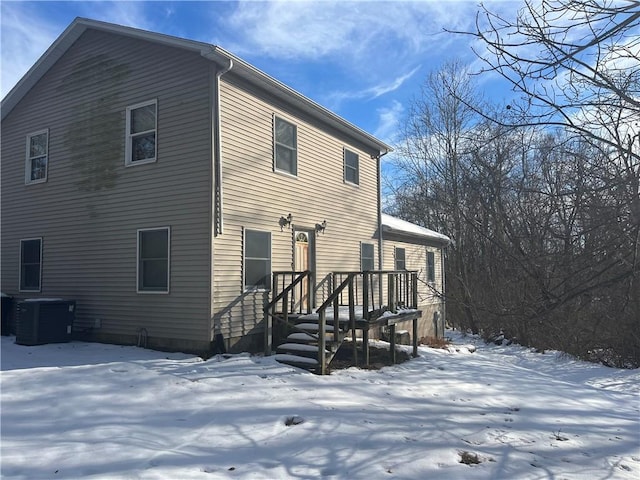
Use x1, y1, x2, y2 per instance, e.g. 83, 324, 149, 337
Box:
390, 61, 484, 333
436, 0, 640, 365
458, 0, 640, 157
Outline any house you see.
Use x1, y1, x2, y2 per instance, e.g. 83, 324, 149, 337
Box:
1, 18, 449, 360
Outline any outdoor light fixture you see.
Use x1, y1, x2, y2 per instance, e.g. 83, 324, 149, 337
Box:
315, 220, 327, 234
279, 213, 293, 231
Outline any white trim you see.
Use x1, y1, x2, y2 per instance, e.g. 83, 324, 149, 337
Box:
125, 99, 157, 167
19, 237, 42, 292
136, 227, 170, 294
243, 228, 272, 292
273, 115, 297, 176
25, 129, 49, 185
343, 148, 359, 186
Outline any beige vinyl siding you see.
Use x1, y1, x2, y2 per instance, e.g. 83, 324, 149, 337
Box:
213, 77, 379, 344
0, 29, 213, 351
382, 241, 443, 303
382, 239, 445, 338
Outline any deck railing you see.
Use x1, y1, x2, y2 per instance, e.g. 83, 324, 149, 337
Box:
331, 270, 419, 318
265, 270, 420, 373
263, 270, 312, 355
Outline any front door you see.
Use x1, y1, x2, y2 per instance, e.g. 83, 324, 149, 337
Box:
294, 230, 313, 311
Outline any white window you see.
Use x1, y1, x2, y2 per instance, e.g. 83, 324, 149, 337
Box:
25, 130, 49, 184
395, 247, 406, 270
20, 238, 42, 292
361, 243, 375, 271
274, 116, 297, 175
126, 99, 157, 166
427, 251, 436, 283
137, 227, 170, 293
344, 149, 359, 185
244, 229, 271, 291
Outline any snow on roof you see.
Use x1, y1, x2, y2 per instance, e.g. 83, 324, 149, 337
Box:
381, 213, 450, 245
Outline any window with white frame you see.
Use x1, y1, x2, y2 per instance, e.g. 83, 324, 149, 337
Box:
20, 238, 42, 292
25, 130, 49, 184
427, 251, 436, 283
395, 247, 406, 270
344, 149, 359, 185
274, 116, 297, 175
244, 229, 271, 291
361, 242, 375, 271
137, 227, 170, 293
126, 99, 157, 166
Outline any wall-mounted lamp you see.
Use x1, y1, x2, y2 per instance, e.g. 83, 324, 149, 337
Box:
315, 220, 327, 234
279, 213, 293, 231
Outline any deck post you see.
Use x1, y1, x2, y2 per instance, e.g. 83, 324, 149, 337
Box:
265, 275, 278, 356
388, 274, 396, 313
363, 327, 370, 366
264, 311, 272, 356
412, 317, 418, 357
282, 291, 289, 325
389, 324, 396, 364
362, 273, 369, 319
348, 276, 357, 365
318, 309, 327, 375
412, 272, 418, 309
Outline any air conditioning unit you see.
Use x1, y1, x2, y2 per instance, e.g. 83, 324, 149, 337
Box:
16, 299, 76, 346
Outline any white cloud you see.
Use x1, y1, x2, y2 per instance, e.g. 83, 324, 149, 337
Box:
369, 66, 422, 99
324, 66, 420, 110
216, 1, 497, 70
0, 1, 152, 98
0, 3, 61, 98
374, 100, 405, 144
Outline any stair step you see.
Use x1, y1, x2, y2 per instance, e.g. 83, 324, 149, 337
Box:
295, 316, 350, 326
275, 354, 319, 370
277, 343, 329, 353
296, 322, 335, 332
287, 332, 318, 343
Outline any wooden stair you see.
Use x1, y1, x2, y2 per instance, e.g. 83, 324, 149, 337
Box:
265, 269, 422, 374
274, 316, 347, 373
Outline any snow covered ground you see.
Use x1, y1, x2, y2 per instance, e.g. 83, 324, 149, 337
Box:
1, 331, 639, 479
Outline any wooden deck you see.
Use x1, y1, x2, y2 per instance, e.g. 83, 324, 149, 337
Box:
265, 270, 422, 374
297, 306, 422, 365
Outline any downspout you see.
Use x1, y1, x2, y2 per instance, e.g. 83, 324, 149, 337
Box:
440, 246, 446, 335
213, 57, 233, 236
376, 150, 389, 306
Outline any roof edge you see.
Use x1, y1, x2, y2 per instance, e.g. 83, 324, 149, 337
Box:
381, 213, 451, 246
1, 18, 392, 154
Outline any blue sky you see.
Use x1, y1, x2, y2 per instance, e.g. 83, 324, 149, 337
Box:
1, 0, 520, 148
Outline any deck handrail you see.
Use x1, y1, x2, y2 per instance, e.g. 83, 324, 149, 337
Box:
263, 270, 312, 356
315, 272, 358, 374
265, 270, 312, 314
